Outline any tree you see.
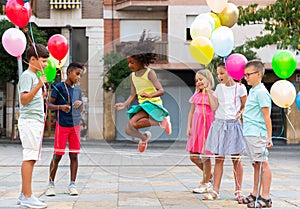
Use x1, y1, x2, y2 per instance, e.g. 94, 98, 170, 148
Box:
0, 19, 47, 139
237, 0, 299, 54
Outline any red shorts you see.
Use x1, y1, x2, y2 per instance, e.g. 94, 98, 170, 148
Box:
54, 122, 81, 155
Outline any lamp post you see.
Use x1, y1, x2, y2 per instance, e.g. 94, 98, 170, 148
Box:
66, 24, 73, 63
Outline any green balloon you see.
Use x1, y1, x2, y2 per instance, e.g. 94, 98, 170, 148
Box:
44, 59, 57, 82
272, 50, 297, 79
36, 71, 43, 78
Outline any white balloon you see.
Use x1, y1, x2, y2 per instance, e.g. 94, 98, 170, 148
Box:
270, 80, 296, 108
190, 19, 212, 40
206, 0, 228, 13
195, 13, 215, 31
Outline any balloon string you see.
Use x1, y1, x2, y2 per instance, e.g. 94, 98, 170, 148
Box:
51, 82, 68, 105
285, 107, 296, 139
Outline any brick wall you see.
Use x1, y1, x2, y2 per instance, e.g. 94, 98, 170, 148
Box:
82, 0, 103, 19
104, 19, 120, 53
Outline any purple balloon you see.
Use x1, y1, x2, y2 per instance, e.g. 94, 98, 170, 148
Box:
225, 53, 248, 80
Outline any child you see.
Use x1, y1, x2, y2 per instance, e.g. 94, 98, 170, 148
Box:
115, 30, 172, 152
241, 60, 273, 208
203, 62, 247, 201
17, 44, 48, 208
45, 63, 84, 196
186, 69, 216, 194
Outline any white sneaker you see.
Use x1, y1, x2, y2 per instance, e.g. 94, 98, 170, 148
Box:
193, 182, 212, 194
66, 184, 79, 196
45, 183, 56, 196
17, 192, 24, 205
20, 194, 47, 208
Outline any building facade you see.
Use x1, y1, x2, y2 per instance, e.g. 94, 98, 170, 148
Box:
103, 0, 300, 143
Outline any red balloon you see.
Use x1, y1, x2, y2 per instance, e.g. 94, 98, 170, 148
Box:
47, 34, 69, 61
5, 0, 32, 28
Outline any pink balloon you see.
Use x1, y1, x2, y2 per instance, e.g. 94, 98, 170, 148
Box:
2, 28, 26, 57
225, 53, 248, 80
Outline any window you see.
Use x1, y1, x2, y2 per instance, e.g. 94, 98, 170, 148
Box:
186, 15, 197, 41
120, 20, 161, 42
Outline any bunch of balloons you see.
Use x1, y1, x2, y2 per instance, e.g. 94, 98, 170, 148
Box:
190, 0, 239, 66
1, 0, 32, 59
270, 50, 297, 109
1, 0, 69, 83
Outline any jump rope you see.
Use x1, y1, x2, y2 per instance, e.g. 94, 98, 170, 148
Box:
21, 24, 295, 198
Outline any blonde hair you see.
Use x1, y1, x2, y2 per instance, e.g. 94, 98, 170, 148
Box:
195, 69, 215, 92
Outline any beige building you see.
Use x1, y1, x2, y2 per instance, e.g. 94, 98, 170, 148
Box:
1, 0, 299, 143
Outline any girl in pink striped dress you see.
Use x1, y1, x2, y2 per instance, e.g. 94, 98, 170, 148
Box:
186, 69, 217, 194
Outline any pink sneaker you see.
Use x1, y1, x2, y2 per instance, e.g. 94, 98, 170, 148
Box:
138, 131, 151, 152
160, 116, 172, 135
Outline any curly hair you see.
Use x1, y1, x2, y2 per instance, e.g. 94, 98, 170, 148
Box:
122, 30, 159, 67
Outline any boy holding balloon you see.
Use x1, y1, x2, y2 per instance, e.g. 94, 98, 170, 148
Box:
45, 62, 84, 197
241, 60, 273, 208
17, 44, 48, 208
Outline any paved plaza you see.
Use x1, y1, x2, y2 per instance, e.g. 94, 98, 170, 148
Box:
0, 139, 299, 209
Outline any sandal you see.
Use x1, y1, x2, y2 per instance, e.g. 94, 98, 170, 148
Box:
234, 190, 245, 202
138, 131, 151, 153
247, 196, 272, 208
239, 193, 257, 204
202, 190, 219, 200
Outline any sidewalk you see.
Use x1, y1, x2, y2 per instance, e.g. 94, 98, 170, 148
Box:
0, 138, 299, 209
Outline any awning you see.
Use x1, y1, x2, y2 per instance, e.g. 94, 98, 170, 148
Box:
50, 0, 81, 10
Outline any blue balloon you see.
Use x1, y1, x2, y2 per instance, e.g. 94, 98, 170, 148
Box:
296, 92, 300, 111
23, 0, 30, 3
211, 26, 234, 57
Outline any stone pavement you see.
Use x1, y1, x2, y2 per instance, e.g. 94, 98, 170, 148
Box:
0, 139, 299, 209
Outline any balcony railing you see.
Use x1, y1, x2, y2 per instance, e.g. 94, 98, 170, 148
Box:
116, 41, 168, 63
50, 0, 81, 10
114, 0, 168, 11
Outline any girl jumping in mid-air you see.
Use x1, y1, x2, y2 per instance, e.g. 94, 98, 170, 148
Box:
203, 62, 247, 201
186, 69, 217, 194
115, 31, 172, 152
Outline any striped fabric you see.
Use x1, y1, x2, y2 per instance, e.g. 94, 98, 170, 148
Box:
205, 119, 245, 155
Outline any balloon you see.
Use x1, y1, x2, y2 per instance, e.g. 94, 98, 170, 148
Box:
218, 3, 239, 28
190, 36, 214, 65
211, 26, 234, 57
190, 19, 212, 39
2, 28, 26, 57
195, 13, 215, 31
5, 0, 32, 28
270, 80, 296, 108
47, 34, 69, 61
225, 53, 248, 80
272, 50, 297, 79
210, 13, 221, 30
44, 59, 57, 82
296, 92, 300, 111
206, 0, 228, 13
49, 53, 68, 68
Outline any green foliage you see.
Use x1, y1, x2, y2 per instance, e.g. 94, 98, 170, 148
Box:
102, 51, 131, 92
0, 19, 48, 83
238, 0, 299, 54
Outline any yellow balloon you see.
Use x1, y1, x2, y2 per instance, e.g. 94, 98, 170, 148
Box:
49, 53, 68, 68
218, 3, 239, 28
210, 13, 221, 30
190, 36, 214, 65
